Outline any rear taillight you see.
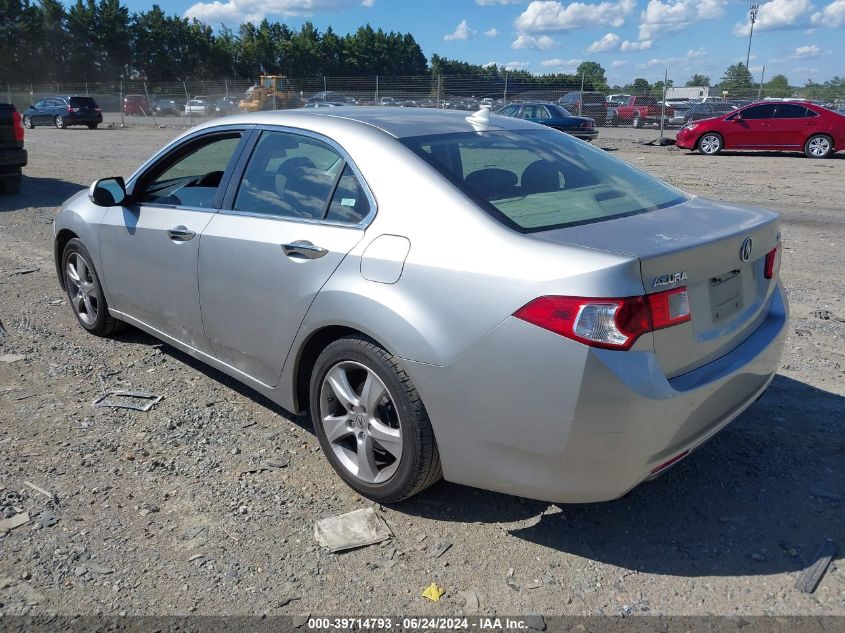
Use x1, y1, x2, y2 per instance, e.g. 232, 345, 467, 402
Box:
67, 106, 74, 113
764, 244, 780, 279
95, 107, 101, 112
647, 286, 691, 330
514, 286, 691, 351
11, 111, 24, 142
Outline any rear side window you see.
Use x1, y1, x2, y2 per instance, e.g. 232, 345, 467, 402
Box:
325, 165, 371, 223
403, 129, 686, 233
583, 93, 606, 104
775, 103, 811, 118
69, 97, 98, 108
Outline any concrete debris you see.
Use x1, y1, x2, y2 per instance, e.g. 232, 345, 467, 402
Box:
314, 508, 392, 553
0, 512, 30, 531
93, 391, 163, 412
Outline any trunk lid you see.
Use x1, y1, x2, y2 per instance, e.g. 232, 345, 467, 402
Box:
534, 197, 781, 377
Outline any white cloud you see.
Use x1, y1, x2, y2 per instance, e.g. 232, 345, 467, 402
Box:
792, 43, 821, 57
638, 0, 727, 40
185, 0, 358, 23
686, 47, 706, 58
361, 0, 373, 5
511, 34, 558, 49
611, 59, 628, 67
504, 60, 531, 70
620, 39, 653, 50
515, 0, 636, 32
540, 57, 581, 68
586, 32, 620, 52
811, 0, 845, 25
484, 61, 498, 67
444, 19, 472, 41
476, 0, 523, 4
484, 27, 500, 36
732, 0, 813, 35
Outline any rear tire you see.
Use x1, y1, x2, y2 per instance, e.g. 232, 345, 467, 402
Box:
698, 133, 723, 155
87, 123, 98, 130
62, 238, 124, 336
309, 335, 442, 503
632, 113, 641, 128
55, 115, 66, 129
804, 134, 832, 159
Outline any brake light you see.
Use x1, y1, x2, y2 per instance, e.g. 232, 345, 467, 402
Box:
647, 286, 691, 330
11, 111, 24, 142
764, 244, 780, 279
514, 286, 691, 351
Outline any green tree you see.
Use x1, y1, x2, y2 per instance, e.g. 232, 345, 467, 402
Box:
765, 74, 791, 98
576, 61, 607, 90
718, 63, 754, 96
624, 77, 651, 95
685, 73, 710, 86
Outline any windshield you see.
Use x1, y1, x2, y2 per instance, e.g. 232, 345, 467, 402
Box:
402, 129, 687, 233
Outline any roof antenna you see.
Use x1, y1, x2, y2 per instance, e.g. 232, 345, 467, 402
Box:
466, 106, 491, 129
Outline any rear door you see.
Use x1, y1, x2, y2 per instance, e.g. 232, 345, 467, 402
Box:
99, 128, 249, 350
197, 128, 371, 387
771, 103, 815, 148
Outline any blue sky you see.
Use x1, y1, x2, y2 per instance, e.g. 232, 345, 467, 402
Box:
128, 0, 843, 85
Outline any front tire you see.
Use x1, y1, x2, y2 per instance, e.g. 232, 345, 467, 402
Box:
804, 134, 832, 159
309, 335, 441, 503
698, 133, 723, 155
22, 115, 33, 129
62, 239, 123, 336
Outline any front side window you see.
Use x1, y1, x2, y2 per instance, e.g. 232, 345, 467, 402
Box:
403, 129, 686, 233
234, 130, 368, 223
740, 104, 777, 119
139, 133, 242, 208
498, 105, 519, 117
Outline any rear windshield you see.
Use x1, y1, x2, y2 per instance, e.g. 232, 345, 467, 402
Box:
402, 129, 687, 233
582, 93, 606, 104
69, 97, 98, 107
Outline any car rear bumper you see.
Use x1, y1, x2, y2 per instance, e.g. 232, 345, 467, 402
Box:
404, 284, 788, 503
67, 113, 103, 124
0, 147, 27, 168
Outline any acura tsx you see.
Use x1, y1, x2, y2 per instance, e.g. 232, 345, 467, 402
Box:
53, 108, 787, 503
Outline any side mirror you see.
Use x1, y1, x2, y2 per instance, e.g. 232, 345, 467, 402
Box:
89, 177, 127, 207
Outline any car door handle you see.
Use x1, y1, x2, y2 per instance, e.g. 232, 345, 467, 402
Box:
168, 226, 196, 241
282, 240, 328, 259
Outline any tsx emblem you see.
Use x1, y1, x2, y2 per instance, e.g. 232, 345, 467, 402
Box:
653, 271, 688, 288
740, 237, 753, 262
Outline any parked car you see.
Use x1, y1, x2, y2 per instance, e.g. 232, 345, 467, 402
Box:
615, 96, 674, 128
0, 103, 26, 194
184, 99, 211, 116
54, 109, 787, 503
154, 98, 179, 116
379, 97, 399, 106
666, 102, 693, 127
307, 91, 356, 105
558, 91, 607, 125
496, 102, 598, 141
123, 94, 151, 116
727, 99, 753, 108
214, 97, 240, 116
301, 102, 347, 109
676, 100, 844, 158
23, 96, 102, 129
684, 102, 737, 123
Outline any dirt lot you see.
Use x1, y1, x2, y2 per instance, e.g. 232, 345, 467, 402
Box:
0, 124, 843, 619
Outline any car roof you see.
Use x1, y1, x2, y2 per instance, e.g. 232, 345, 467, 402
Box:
199, 107, 537, 138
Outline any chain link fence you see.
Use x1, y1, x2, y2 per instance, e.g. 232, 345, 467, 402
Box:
5, 75, 843, 129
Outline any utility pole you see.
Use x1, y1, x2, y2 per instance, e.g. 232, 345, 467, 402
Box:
746, 3, 759, 72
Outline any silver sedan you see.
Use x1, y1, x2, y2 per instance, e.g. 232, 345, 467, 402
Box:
53, 108, 788, 503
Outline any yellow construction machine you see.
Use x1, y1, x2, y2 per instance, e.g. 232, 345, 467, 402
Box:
238, 75, 298, 111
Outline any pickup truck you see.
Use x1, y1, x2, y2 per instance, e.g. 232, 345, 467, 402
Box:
615, 96, 674, 128
0, 103, 26, 194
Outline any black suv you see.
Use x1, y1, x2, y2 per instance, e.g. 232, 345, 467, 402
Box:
0, 103, 27, 194
23, 96, 103, 129
558, 91, 607, 126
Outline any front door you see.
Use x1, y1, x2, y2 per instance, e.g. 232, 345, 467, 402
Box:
99, 130, 248, 351
198, 129, 372, 386
725, 103, 777, 148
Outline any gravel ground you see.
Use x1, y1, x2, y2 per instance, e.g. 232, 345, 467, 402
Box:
0, 124, 843, 619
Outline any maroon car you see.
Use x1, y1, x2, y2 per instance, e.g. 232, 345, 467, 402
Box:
676, 100, 844, 158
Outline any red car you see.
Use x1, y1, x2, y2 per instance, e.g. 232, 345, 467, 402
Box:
123, 94, 151, 116
676, 101, 844, 158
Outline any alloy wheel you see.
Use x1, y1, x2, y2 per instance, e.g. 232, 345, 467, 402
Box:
55, 115, 64, 129
807, 136, 830, 158
319, 361, 402, 484
699, 134, 721, 155
23, 116, 32, 129
66, 253, 98, 326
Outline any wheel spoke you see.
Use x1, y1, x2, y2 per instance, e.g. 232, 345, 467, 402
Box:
368, 419, 402, 458
355, 436, 379, 482
82, 294, 95, 318
323, 414, 352, 443
75, 255, 89, 282
360, 371, 387, 413
325, 366, 359, 410
67, 261, 81, 285
74, 292, 86, 313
